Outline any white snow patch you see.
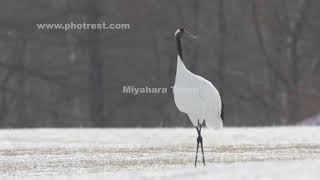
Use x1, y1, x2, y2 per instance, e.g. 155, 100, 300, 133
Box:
1, 127, 320, 179
5, 160, 320, 180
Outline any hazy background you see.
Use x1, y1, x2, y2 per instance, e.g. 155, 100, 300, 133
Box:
0, 0, 319, 128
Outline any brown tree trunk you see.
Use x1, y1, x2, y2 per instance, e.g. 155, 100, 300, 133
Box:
190, 0, 200, 73
88, 1, 105, 126
217, 0, 227, 122
16, 34, 27, 127
287, 0, 309, 124
217, 0, 226, 95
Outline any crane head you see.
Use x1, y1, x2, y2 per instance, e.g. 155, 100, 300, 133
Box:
175, 27, 197, 39
175, 27, 185, 37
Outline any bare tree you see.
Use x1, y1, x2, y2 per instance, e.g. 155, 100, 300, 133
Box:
286, 0, 310, 123
87, 0, 105, 126
217, 0, 227, 119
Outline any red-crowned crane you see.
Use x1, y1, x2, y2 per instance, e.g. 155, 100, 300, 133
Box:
173, 27, 224, 167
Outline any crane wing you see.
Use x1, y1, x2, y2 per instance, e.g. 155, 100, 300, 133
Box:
195, 76, 223, 129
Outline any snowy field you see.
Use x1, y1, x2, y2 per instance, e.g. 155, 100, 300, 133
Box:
1, 127, 320, 179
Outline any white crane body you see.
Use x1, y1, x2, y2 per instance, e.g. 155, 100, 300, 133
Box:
173, 55, 223, 129
172, 27, 223, 167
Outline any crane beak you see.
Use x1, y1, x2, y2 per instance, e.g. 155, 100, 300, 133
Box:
185, 30, 198, 39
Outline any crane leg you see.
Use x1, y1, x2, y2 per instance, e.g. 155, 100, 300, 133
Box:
194, 135, 199, 167
200, 135, 206, 166
195, 121, 206, 167
198, 122, 205, 166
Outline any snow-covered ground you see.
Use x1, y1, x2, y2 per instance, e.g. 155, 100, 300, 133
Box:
1, 127, 320, 179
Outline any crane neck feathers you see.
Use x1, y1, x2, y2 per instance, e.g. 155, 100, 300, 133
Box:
175, 35, 192, 79
176, 36, 183, 59
176, 35, 189, 72
177, 55, 187, 70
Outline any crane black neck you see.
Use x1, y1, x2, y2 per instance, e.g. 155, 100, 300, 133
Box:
176, 35, 183, 59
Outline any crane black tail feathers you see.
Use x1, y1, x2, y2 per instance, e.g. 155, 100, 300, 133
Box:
221, 100, 224, 120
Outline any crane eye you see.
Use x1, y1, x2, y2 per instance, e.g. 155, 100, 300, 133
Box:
179, 28, 184, 33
